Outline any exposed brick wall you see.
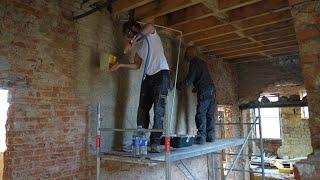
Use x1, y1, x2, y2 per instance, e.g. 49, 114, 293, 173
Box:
1, 0, 89, 179
236, 58, 303, 103
278, 107, 312, 158
205, 60, 244, 179
289, 0, 320, 178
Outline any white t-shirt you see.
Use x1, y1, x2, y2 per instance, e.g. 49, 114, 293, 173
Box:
137, 31, 169, 75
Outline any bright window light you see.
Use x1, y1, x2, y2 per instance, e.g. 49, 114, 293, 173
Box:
255, 94, 281, 139
0, 90, 9, 152
300, 90, 309, 119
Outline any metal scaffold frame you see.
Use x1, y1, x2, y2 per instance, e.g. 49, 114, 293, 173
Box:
95, 105, 266, 180
212, 107, 265, 180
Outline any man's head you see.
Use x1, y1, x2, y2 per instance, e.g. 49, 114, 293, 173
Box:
185, 46, 198, 61
122, 20, 142, 39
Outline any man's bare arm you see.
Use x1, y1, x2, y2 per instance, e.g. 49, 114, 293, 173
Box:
110, 53, 142, 71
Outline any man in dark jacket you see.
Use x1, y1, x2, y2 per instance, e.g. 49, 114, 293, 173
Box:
177, 46, 216, 144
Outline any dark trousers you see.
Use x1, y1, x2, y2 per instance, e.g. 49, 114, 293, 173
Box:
196, 87, 216, 140
137, 70, 170, 145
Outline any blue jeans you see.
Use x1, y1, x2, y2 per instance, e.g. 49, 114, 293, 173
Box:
196, 88, 216, 141
137, 70, 170, 145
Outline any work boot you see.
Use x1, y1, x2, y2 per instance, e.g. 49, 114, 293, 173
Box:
150, 144, 161, 153
206, 138, 215, 143
206, 134, 215, 142
195, 136, 206, 145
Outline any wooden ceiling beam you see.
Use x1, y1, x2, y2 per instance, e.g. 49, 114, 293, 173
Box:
198, 0, 292, 58
243, 20, 293, 35
237, 9, 292, 28
112, 0, 154, 14
155, 3, 212, 27
184, 24, 237, 42
219, 43, 299, 58
195, 19, 293, 46
135, 0, 200, 21
204, 34, 297, 52
194, 33, 241, 46
173, 16, 223, 34
154, 0, 264, 27
206, 38, 252, 50
217, 45, 298, 59
202, 24, 296, 51
184, 7, 291, 42
214, 39, 297, 55
197, 19, 293, 46
265, 47, 300, 55
252, 27, 296, 41
218, 0, 263, 12
226, 0, 289, 22
262, 35, 296, 45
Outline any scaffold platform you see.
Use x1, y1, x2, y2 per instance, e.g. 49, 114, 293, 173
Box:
100, 138, 245, 165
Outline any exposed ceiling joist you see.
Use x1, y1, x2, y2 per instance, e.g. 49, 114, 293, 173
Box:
184, 6, 291, 37
184, 12, 292, 43
155, 0, 263, 27
265, 47, 299, 55
195, 19, 293, 47
184, 24, 237, 42
194, 33, 241, 46
173, 16, 223, 34
134, 0, 201, 21
219, 43, 298, 58
197, 0, 273, 57
204, 35, 297, 53
237, 9, 292, 28
112, 0, 154, 14
262, 35, 296, 45
155, 3, 212, 27
252, 27, 296, 41
226, 0, 289, 21
218, 0, 263, 12
214, 40, 297, 55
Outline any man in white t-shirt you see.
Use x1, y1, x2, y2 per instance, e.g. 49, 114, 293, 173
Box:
111, 21, 170, 153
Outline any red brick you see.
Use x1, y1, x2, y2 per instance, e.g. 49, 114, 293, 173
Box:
302, 63, 320, 89
297, 28, 320, 42
302, 54, 319, 64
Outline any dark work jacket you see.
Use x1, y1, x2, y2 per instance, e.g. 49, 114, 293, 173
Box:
177, 57, 216, 99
